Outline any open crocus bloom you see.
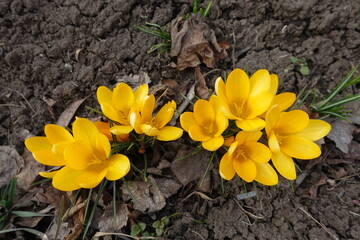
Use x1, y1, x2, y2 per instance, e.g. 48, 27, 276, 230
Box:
52, 118, 130, 191
267, 73, 296, 113
130, 95, 183, 141
213, 69, 274, 131
265, 106, 331, 180
96, 83, 148, 135
25, 124, 74, 167
94, 121, 129, 142
219, 131, 278, 185
180, 98, 228, 151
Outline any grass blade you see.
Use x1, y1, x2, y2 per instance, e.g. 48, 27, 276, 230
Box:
11, 211, 52, 218
0, 228, 49, 239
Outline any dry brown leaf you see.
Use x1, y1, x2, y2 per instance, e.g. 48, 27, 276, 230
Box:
194, 66, 209, 99
98, 202, 129, 232
153, 177, 182, 198
327, 120, 356, 153
171, 149, 210, 186
116, 71, 151, 88
121, 176, 166, 213
0, 146, 24, 188
15, 149, 44, 191
309, 174, 328, 199
56, 98, 86, 127
170, 15, 228, 71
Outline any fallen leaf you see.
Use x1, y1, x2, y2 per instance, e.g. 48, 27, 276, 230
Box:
153, 177, 182, 198
171, 149, 210, 186
46, 221, 72, 240
116, 71, 151, 88
347, 100, 360, 125
0, 146, 24, 188
15, 149, 44, 191
98, 202, 129, 232
170, 15, 228, 71
56, 98, 86, 127
194, 66, 209, 99
327, 120, 356, 153
309, 174, 328, 199
121, 176, 166, 213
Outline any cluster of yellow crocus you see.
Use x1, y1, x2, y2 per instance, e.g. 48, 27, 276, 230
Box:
181, 69, 331, 185
25, 83, 183, 191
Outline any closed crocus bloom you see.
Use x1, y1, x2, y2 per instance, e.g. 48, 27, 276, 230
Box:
265, 106, 331, 180
25, 124, 74, 166
96, 83, 149, 135
219, 131, 278, 185
130, 95, 183, 141
180, 97, 228, 151
213, 69, 274, 131
52, 118, 130, 191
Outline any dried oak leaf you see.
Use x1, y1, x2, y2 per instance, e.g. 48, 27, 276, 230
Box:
170, 15, 228, 71
121, 176, 166, 213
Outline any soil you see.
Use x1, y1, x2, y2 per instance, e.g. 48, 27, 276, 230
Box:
1, 0, 359, 239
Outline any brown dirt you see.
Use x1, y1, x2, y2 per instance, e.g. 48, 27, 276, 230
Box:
1, 0, 359, 239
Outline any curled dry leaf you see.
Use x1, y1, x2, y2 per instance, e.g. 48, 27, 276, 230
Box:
121, 176, 166, 213
56, 98, 86, 127
170, 15, 228, 71
194, 66, 209, 100
327, 120, 356, 153
0, 146, 24, 188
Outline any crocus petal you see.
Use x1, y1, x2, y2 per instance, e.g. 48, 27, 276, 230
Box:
155, 100, 176, 129
235, 131, 262, 144
64, 141, 93, 170
94, 133, 110, 160
180, 112, 197, 132
268, 131, 281, 153
236, 118, 266, 131
265, 105, 280, 135
233, 157, 256, 183
294, 119, 331, 141
106, 154, 130, 180
243, 142, 271, 163
110, 125, 133, 135
134, 84, 149, 107
141, 95, 155, 123
188, 125, 211, 142
112, 83, 134, 113
94, 121, 113, 140
100, 102, 125, 124
272, 92, 296, 112
268, 73, 279, 95
73, 118, 99, 148
275, 110, 309, 133
194, 99, 215, 127
97, 86, 113, 105
244, 92, 273, 119
141, 124, 160, 137
156, 126, 183, 141
77, 165, 108, 189
52, 166, 84, 191
225, 69, 250, 106
224, 136, 235, 147
52, 141, 73, 156
25, 137, 52, 152
214, 112, 228, 136
39, 171, 58, 179
254, 162, 278, 186
281, 135, 321, 159
202, 136, 224, 151
45, 124, 74, 144
249, 69, 271, 97
271, 151, 296, 180
32, 150, 64, 166
215, 77, 228, 104
130, 112, 143, 134
219, 153, 236, 180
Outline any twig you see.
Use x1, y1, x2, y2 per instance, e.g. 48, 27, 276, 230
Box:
191, 230, 206, 240
234, 199, 265, 219
181, 191, 215, 203
170, 83, 195, 125
3, 87, 36, 114
297, 206, 339, 240
92, 232, 161, 239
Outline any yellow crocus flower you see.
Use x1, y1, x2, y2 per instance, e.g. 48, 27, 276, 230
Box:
180, 98, 228, 151
96, 83, 148, 135
130, 95, 183, 141
219, 131, 278, 185
213, 69, 274, 131
265, 106, 331, 180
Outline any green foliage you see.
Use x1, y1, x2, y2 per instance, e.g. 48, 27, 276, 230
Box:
134, 22, 172, 54
187, 0, 213, 18
284, 56, 310, 76
310, 67, 360, 120
131, 222, 147, 236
